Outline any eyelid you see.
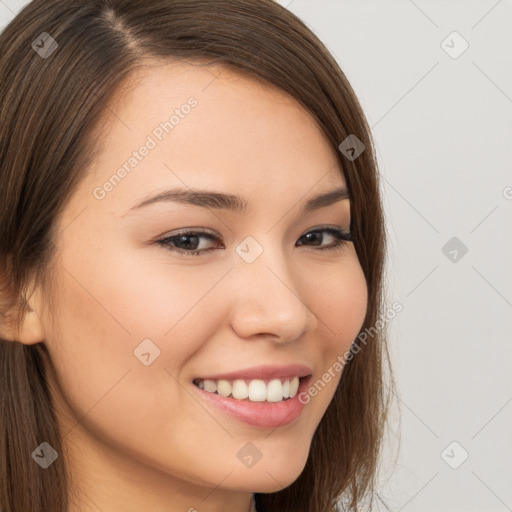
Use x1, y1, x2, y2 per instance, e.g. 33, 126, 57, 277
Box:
155, 224, 350, 243
155, 224, 353, 257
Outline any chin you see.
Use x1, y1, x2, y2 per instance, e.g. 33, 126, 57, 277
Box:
243, 453, 309, 493
247, 469, 303, 493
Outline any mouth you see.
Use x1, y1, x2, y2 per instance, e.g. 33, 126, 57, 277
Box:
192, 375, 309, 404
191, 373, 313, 428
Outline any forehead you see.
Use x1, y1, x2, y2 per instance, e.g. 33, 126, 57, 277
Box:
79, 60, 346, 215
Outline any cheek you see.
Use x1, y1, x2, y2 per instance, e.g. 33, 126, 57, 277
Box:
55, 237, 223, 352
42, 253, 224, 483
45, 238, 237, 420
312, 254, 368, 351
299, 254, 368, 410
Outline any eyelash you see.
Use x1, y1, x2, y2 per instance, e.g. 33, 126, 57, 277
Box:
156, 227, 353, 257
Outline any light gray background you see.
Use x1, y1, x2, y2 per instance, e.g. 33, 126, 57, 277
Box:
1, 1, 511, 511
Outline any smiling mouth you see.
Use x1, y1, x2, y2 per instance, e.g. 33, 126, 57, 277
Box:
192, 376, 308, 403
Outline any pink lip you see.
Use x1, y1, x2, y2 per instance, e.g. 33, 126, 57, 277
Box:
192, 375, 312, 428
195, 364, 313, 382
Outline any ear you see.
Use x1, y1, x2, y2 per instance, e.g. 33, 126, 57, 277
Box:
0, 286, 45, 345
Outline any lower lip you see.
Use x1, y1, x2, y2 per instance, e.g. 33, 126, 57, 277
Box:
191, 376, 312, 428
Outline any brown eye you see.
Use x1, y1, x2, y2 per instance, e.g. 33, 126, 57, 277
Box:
296, 228, 353, 252
156, 227, 352, 257
157, 231, 222, 256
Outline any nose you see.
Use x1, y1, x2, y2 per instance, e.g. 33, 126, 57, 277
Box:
226, 245, 318, 343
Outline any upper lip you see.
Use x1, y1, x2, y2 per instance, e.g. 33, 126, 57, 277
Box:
196, 364, 313, 381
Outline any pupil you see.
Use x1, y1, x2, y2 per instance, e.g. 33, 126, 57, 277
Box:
306, 232, 321, 245
178, 235, 198, 249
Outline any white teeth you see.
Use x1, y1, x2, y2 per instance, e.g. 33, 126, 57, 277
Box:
289, 376, 299, 398
248, 379, 267, 401
232, 379, 249, 400
194, 376, 303, 402
266, 379, 283, 402
217, 379, 232, 397
282, 379, 290, 398
203, 379, 217, 393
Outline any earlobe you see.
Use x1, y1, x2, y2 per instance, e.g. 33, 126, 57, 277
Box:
0, 295, 45, 345
15, 307, 45, 345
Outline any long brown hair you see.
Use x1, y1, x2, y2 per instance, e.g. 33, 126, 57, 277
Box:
0, 1, 395, 511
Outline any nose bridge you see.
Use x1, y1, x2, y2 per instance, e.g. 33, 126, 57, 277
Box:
227, 236, 317, 341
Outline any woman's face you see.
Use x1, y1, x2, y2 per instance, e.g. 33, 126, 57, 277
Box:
34, 61, 368, 510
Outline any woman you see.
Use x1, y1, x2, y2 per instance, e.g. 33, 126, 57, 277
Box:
0, 1, 394, 511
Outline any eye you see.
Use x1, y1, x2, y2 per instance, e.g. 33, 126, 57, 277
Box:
296, 227, 353, 252
156, 226, 353, 257
156, 230, 221, 256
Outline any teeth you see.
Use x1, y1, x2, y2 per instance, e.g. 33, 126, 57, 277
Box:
289, 376, 300, 398
266, 379, 283, 402
248, 380, 267, 401
203, 379, 217, 393
194, 376, 301, 403
282, 379, 290, 398
217, 380, 231, 397
232, 379, 249, 400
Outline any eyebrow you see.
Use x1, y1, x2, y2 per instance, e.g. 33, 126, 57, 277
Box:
126, 185, 350, 215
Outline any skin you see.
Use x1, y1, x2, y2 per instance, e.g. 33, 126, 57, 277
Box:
5, 61, 368, 512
